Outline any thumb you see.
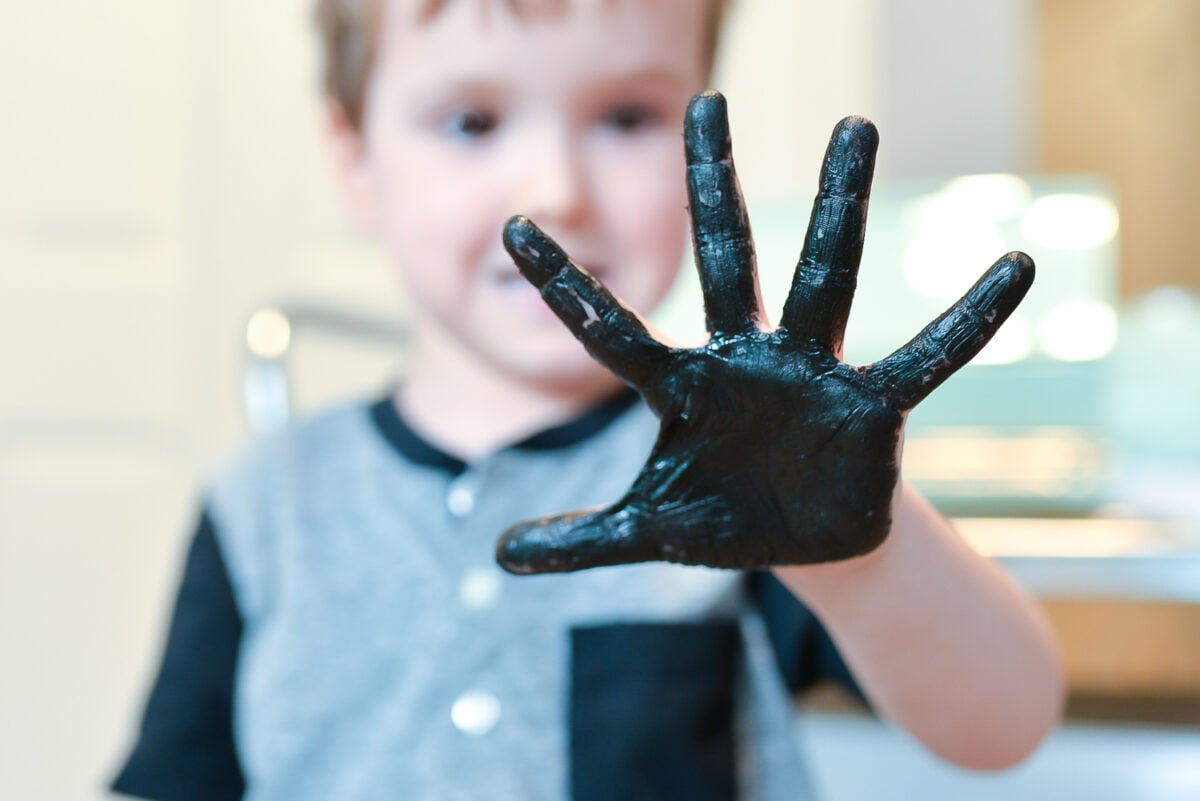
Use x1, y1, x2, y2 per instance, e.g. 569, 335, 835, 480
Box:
496, 505, 651, 575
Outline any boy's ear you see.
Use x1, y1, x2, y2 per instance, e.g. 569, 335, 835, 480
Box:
322, 100, 379, 235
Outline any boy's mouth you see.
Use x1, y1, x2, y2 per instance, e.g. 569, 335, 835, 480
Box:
494, 263, 609, 289
492, 263, 610, 323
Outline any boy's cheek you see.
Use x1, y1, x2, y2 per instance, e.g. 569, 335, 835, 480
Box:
596, 162, 687, 235
382, 176, 490, 247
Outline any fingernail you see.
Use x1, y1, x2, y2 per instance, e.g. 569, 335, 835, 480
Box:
502, 215, 558, 286
685, 90, 730, 164
823, 116, 879, 195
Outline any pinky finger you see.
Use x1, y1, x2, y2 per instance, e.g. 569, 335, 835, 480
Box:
864, 252, 1035, 410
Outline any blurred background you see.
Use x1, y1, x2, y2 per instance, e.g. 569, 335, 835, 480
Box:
2, 0, 1198, 798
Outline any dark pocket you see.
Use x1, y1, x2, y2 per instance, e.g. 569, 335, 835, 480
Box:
570, 622, 741, 801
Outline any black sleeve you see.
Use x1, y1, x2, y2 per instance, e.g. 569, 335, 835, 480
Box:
111, 508, 246, 801
747, 570, 866, 705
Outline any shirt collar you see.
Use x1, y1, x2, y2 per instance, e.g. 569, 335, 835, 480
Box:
368, 389, 641, 476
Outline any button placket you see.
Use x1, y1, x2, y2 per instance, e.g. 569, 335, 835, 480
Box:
448, 459, 507, 609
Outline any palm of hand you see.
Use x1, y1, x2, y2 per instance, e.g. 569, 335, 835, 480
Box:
619, 335, 901, 570
497, 92, 1033, 574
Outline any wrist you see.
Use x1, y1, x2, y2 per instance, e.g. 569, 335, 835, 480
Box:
771, 478, 909, 606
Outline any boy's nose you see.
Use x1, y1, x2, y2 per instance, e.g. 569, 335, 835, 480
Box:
513, 131, 591, 227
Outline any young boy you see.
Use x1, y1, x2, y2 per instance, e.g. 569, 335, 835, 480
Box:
113, 1, 1063, 799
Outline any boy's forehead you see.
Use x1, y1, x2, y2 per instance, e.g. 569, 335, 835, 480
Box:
389, 0, 695, 24
376, 0, 711, 81
381, 0, 710, 42
398, 0, 572, 21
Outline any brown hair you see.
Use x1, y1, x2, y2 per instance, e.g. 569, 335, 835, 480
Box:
314, 0, 731, 130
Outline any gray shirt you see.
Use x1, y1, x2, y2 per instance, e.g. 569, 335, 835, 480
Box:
115, 393, 844, 800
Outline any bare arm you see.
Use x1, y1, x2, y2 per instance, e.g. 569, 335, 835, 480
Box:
776, 480, 1064, 770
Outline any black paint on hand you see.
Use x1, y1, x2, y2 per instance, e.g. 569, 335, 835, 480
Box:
497, 90, 1034, 574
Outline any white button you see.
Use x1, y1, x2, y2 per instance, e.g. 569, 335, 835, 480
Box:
451, 689, 501, 736
459, 567, 503, 610
446, 475, 475, 517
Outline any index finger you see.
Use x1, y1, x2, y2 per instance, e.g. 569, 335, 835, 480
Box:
503, 216, 671, 390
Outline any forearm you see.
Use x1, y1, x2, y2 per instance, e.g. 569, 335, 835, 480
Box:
774, 481, 1064, 770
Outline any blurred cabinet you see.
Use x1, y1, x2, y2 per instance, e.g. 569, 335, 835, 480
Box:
1037, 0, 1200, 297
1043, 598, 1200, 703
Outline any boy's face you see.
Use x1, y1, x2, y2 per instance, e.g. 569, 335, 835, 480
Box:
339, 0, 711, 387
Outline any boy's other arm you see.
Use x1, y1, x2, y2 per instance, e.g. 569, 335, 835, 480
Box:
111, 508, 246, 800
775, 481, 1063, 770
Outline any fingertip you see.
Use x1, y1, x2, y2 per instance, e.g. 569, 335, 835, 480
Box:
496, 520, 580, 575
977, 251, 1036, 308
685, 90, 731, 164
999, 251, 1036, 287
501, 215, 564, 287
832, 115, 880, 150
501, 214, 537, 255
495, 526, 539, 575
822, 116, 879, 196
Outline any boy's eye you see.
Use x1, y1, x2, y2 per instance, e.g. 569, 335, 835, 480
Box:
603, 104, 659, 133
448, 108, 498, 139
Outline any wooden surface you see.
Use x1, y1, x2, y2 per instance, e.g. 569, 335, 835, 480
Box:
1036, 0, 1200, 297
1041, 598, 1200, 698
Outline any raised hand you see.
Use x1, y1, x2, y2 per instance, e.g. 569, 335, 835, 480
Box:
496, 91, 1033, 574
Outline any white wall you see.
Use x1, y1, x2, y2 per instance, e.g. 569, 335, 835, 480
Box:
874, 0, 1035, 180
715, 0, 884, 199
717, 0, 1035, 189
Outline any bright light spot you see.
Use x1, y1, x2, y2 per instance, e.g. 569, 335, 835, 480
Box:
451, 690, 501, 736
903, 221, 1007, 300
1038, 301, 1118, 361
459, 567, 502, 610
246, 308, 291, 359
972, 313, 1033, 365
940, 174, 1032, 222
1135, 286, 1200, 337
1141, 747, 1200, 799
956, 517, 1170, 558
1022, 193, 1119, 251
